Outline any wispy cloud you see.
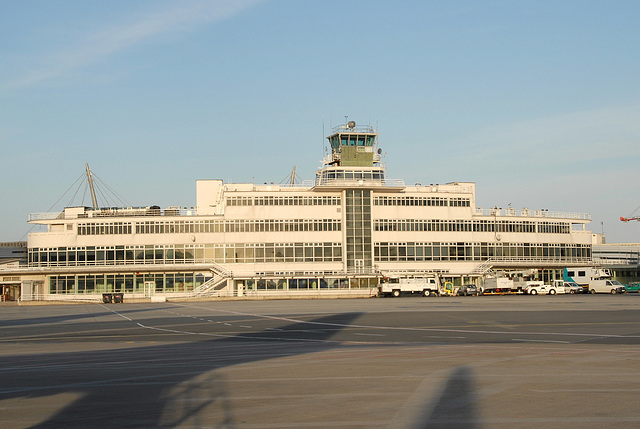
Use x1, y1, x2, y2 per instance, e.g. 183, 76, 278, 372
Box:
0, 0, 264, 92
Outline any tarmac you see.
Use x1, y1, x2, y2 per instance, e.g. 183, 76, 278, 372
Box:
1, 294, 640, 428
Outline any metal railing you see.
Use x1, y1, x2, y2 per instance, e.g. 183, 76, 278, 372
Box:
313, 178, 405, 188
190, 263, 233, 297
593, 258, 640, 266
473, 256, 592, 266
330, 124, 376, 134
471, 261, 495, 275
475, 207, 591, 220
20, 293, 102, 303
29, 207, 198, 221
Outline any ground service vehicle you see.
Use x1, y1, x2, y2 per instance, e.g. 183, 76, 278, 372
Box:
563, 267, 612, 286
438, 283, 478, 296
549, 279, 580, 294
556, 280, 584, 294
480, 278, 519, 295
525, 281, 554, 295
522, 281, 566, 295
378, 276, 441, 297
588, 279, 626, 294
563, 267, 625, 294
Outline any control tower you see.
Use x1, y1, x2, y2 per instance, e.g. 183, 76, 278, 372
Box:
326, 120, 379, 167
314, 119, 391, 188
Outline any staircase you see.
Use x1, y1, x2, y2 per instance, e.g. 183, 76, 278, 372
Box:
471, 260, 495, 276
191, 263, 232, 297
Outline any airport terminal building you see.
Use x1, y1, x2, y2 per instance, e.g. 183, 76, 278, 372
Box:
6, 121, 594, 301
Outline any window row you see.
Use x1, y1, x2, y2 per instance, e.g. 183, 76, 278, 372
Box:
136, 219, 342, 234
246, 278, 363, 290
374, 219, 564, 234
450, 198, 471, 207
78, 222, 133, 235
49, 272, 206, 294
328, 134, 375, 147
29, 242, 343, 267
317, 170, 384, 182
46, 273, 379, 295
375, 242, 591, 262
374, 196, 467, 207
227, 195, 341, 206
537, 222, 571, 234
78, 219, 342, 235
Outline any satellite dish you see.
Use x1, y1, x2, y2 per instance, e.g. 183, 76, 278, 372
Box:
377, 148, 382, 154
347, 120, 356, 129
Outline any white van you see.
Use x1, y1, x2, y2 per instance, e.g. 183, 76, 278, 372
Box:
588, 279, 626, 294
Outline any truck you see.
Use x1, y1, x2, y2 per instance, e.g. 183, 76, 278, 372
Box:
522, 281, 549, 295
480, 277, 521, 295
378, 275, 441, 297
563, 267, 625, 294
522, 280, 568, 295
563, 267, 611, 287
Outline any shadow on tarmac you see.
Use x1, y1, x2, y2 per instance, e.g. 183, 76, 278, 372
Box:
1, 312, 364, 428
0, 306, 161, 327
421, 366, 479, 429
392, 366, 480, 429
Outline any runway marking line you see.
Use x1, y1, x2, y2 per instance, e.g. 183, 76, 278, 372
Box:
174, 303, 640, 342
94, 303, 640, 346
97, 304, 352, 344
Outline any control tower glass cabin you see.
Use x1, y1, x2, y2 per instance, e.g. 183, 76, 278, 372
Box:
315, 120, 384, 187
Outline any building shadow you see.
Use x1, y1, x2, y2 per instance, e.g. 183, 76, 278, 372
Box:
394, 366, 481, 429
0, 312, 363, 428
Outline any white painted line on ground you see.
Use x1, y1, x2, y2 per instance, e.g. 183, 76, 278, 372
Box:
176, 302, 640, 341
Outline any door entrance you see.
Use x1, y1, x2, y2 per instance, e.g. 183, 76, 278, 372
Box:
1, 284, 20, 301
144, 281, 155, 298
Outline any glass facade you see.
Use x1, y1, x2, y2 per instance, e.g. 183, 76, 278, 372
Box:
345, 190, 372, 272
245, 278, 353, 291
375, 242, 591, 262
46, 274, 382, 294
29, 242, 343, 267
48, 272, 206, 294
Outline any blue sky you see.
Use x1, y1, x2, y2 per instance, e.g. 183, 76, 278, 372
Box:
1, 0, 640, 243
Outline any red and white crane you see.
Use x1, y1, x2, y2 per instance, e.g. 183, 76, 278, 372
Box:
621, 206, 640, 222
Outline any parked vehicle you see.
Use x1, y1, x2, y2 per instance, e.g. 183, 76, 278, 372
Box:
562, 281, 585, 294
525, 282, 566, 295
549, 279, 587, 294
456, 284, 478, 296
378, 275, 440, 297
524, 281, 546, 295
625, 282, 640, 293
480, 278, 519, 295
563, 267, 626, 294
588, 279, 626, 294
563, 267, 612, 285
